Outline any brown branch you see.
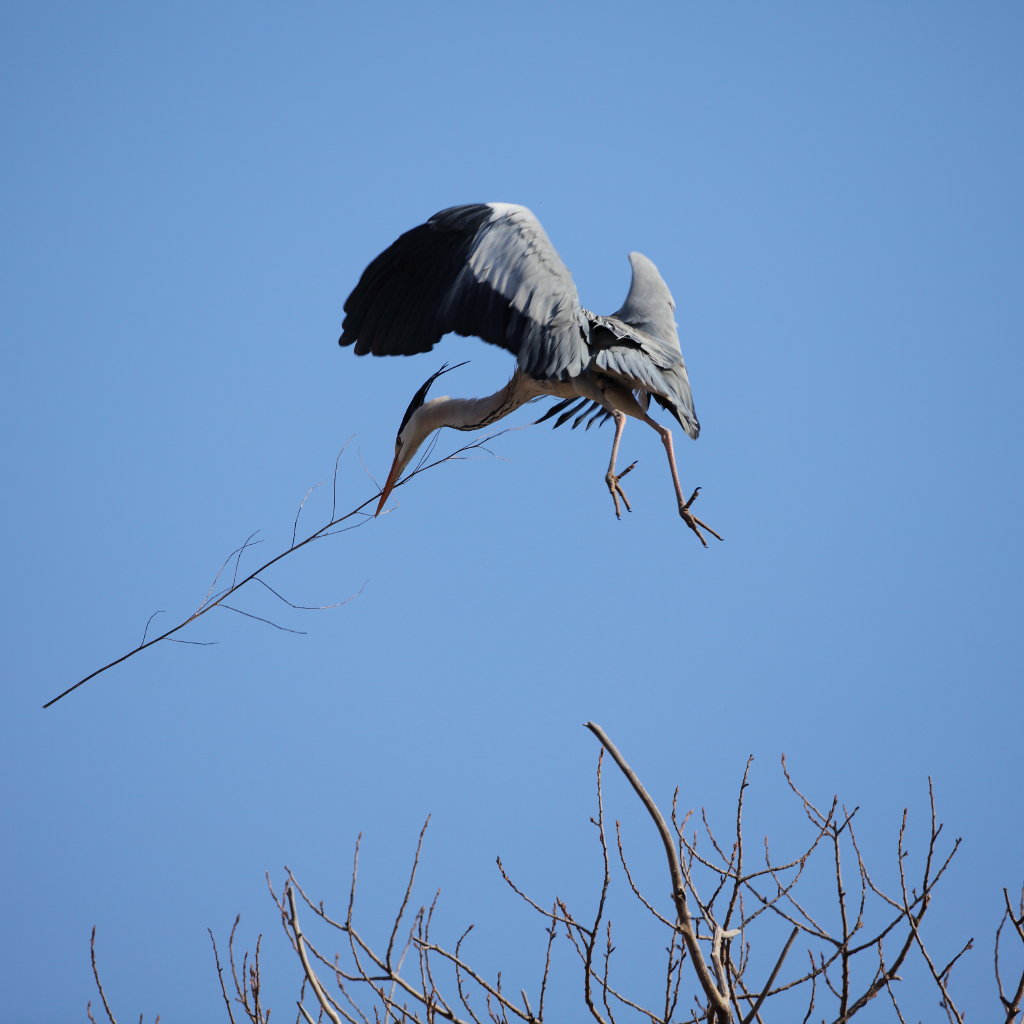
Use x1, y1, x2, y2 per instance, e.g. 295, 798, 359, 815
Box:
227, 915, 252, 1021
286, 885, 344, 1024
537, 914, 557, 1023
496, 858, 577, 929
801, 954, 818, 1024
584, 722, 732, 1023
43, 431, 508, 707
387, 817, 431, 969
879, 941, 909, 1024
833, 805, 853, 1018
997, 887, 1024, 1022
281, 855, 483, 1024
723, 758, 754, 933
663, 930, 685, 1024
614, 821, 675, 928
582, 751, 611, 1024
739, 927, 798, 1024
89, 927, 119, 1024
411, 940, 533, 1023
1005, 888, 1024, 944
208, 922, 240, 1024
837, 785, 963, 1022
453, 925, 485, 1024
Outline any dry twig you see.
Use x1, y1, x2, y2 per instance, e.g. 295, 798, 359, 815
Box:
44, 431, 507, 708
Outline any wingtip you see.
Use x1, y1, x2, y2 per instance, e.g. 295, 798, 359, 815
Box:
627, 250, 656, 271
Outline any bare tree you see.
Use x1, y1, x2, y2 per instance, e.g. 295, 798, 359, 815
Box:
91, 723, 1024, 1022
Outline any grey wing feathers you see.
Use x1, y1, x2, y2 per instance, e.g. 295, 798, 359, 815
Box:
590, 252, 700, 439
340, 203, 589, 381
614, 252, 680, 349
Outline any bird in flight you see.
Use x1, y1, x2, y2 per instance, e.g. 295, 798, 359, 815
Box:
339, 203, 721, 546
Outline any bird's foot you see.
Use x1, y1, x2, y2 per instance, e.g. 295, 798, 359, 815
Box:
678, 487, 723, 547
605, 461, 637, 519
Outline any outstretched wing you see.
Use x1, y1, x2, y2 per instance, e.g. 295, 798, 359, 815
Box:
339, 203, 590, 380
590, 252, 700, 439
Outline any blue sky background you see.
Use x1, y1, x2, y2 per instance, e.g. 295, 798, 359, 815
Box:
3, 3, 1022, 1020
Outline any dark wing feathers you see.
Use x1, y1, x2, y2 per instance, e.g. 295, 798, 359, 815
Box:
532, 393, 581, 421
341, 208, 488, 357
340, 203, 588, 381
533, 395, 611, 433
342, 208, 701, 439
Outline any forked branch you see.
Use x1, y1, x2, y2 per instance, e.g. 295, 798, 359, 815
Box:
44, 431, 507, 708
90, 727, 997, 1024
996, 886, 1024, 1024
584, 721, 733, 1022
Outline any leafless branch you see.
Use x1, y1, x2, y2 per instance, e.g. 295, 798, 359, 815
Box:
220, 602, 309, 634
739, 926, 797, 1024
92, 728, 1005, 1024
90, 928, 119, 1024
388, 817, 431, 969
287, 885, 345, 1024
582, 751, 611, 1024
996, 887, 1024, 1023
583, 721, 733, 1023
208, 922, 240, 1024
43, 431, 509, 708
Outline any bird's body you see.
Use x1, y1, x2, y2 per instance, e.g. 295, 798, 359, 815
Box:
339, 203, 720, 544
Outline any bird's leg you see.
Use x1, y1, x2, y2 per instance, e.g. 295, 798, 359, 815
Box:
654, 424, 723, 546
605, 410, 637, 519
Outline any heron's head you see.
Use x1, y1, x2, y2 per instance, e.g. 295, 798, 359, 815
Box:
375, 362, 467, 515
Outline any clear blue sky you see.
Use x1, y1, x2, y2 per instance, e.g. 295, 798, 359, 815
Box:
3, 3, 1022, 1020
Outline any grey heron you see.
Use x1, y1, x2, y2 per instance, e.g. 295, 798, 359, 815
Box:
339, 203, 721, 546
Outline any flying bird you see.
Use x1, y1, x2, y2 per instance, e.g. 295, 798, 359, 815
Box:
339, 203, 721, 545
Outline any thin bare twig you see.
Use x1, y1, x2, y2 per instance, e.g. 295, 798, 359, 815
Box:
996, 887, 1024, 1023
387, 818, 431, 969
44, 431, 508, 708
208, 922, 240, 1024
89, 928, 119, 1024
739, 927, 798, 1024
220, 603, 308, 634
582, 751, 611, 1024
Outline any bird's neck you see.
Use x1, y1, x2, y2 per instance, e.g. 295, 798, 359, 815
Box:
422, 374, 531, 433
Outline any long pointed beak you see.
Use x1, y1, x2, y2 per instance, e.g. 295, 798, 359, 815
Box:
375, 455, 403, 516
